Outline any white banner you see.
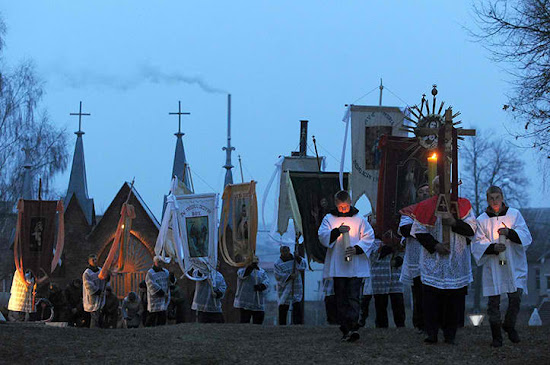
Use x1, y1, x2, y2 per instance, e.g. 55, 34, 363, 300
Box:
156, 190, 218, 280
349, 105, 408, 211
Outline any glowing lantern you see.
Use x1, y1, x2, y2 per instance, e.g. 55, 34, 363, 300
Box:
469, 313, 484, 327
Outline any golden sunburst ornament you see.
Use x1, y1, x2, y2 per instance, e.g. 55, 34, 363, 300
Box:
402, 85, 462, 149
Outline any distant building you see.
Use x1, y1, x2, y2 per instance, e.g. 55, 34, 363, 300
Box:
522, 208, 550, 307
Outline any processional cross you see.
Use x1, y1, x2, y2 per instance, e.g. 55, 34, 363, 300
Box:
69, 101, 91, 135
404, 86, 476, 244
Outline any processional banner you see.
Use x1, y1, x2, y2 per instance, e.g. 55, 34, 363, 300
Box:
288, 171, 349, 264
14, 199, 65, 276
99, 203, 136, 280
219, 181, 258, 267
376, 135, 428, 239
156, 192, 218, 280
277, 156, 323, 235
348, 105, 408, 209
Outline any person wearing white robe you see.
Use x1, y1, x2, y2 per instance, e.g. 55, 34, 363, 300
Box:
399, 183, 431, 332
365, 238, 405, 328
145, 256, 170, 327
82, 254, 107, 328
192, 269, 227, 323
471, 186, 532, 347
8, 269, 47, 322
318, 190, 375, 342
274, 245, 307, 325
410, 177, 475, 345
234, 257, 270, 324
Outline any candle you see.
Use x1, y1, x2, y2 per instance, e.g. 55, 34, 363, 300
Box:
498, 232, 507, 266
341, 226, 352, 262
427, 152, 438, 195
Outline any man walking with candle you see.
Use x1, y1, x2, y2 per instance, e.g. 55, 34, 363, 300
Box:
318, 190, 375, 342
471, 186, 532, 347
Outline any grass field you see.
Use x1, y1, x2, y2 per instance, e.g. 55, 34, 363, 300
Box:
0, 322, 548, 365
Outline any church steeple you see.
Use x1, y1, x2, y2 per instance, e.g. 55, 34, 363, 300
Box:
223, 94, 235, 187
21, 143, 33, 199
169, 101, 193, 193
64, 101, 95, 225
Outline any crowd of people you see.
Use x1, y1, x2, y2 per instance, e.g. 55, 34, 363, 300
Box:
5, 182, 532, 349
318, 183, 531, 347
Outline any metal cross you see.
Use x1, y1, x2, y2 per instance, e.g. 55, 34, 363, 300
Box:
69, 101, 91, 135
169, 101, 191, 136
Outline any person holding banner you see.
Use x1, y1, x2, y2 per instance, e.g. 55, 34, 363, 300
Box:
234, 256, 270, 324
8, 269, 48, 322
82, 254, 108, 328
471, 186, 532, 347
274, 245, 306, 325
192, 266, 227, 323
145, 256, 170, 327
318, 190, 376, 342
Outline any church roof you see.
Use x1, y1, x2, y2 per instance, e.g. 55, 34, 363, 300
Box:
90, 181, 159, 242
172, 133, 194, 194
64, 132, 95, 226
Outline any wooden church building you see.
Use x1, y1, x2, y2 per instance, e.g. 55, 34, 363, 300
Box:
53, 121, 161, 298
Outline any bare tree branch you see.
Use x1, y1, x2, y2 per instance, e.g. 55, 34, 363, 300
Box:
471, 0, 550, 159
0, 14, 69, 204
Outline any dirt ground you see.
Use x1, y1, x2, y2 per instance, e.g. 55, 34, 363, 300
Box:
0, 323, 548, 365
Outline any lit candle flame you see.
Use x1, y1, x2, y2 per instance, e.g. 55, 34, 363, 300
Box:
428, 152, 438, 161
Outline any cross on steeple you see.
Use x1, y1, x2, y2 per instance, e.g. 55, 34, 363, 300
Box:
70, 101, 91, 136
169, 101, 191, 136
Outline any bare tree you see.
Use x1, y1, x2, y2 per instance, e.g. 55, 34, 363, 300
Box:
0, 14, 69, 207
460, 130, 529, 310
461, 131, 529, 215
472, 0, 550, 159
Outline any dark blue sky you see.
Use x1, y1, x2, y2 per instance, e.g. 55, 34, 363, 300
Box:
3, 1, 544, 219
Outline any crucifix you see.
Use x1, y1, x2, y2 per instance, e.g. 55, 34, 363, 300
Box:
415, 108, 476, 244
169, 100, 191, 136
69, 101, 91, 135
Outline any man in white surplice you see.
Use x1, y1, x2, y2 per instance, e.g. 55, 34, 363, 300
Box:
145, 256, 171, 326
234, 256, 270, 324
410, 177, 475, 345
82, 254, 107, 328
471, 185, 532, 347
274, 245, 306, 325
318, 190, 375, 342
192, 266, 227, 323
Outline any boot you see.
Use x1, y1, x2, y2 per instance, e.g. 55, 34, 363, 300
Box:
490, 323, 503, 347
502, 325, 520, 343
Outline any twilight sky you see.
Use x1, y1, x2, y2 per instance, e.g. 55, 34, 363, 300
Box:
2, 1, 546, 220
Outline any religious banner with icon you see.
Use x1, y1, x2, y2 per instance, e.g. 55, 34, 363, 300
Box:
375, 135, 428, 238
349, 105, 408, 210
13, 199, 65, 276
155, 190, 219, 280
289, 171, 349, 264
219, 181, 258, 267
